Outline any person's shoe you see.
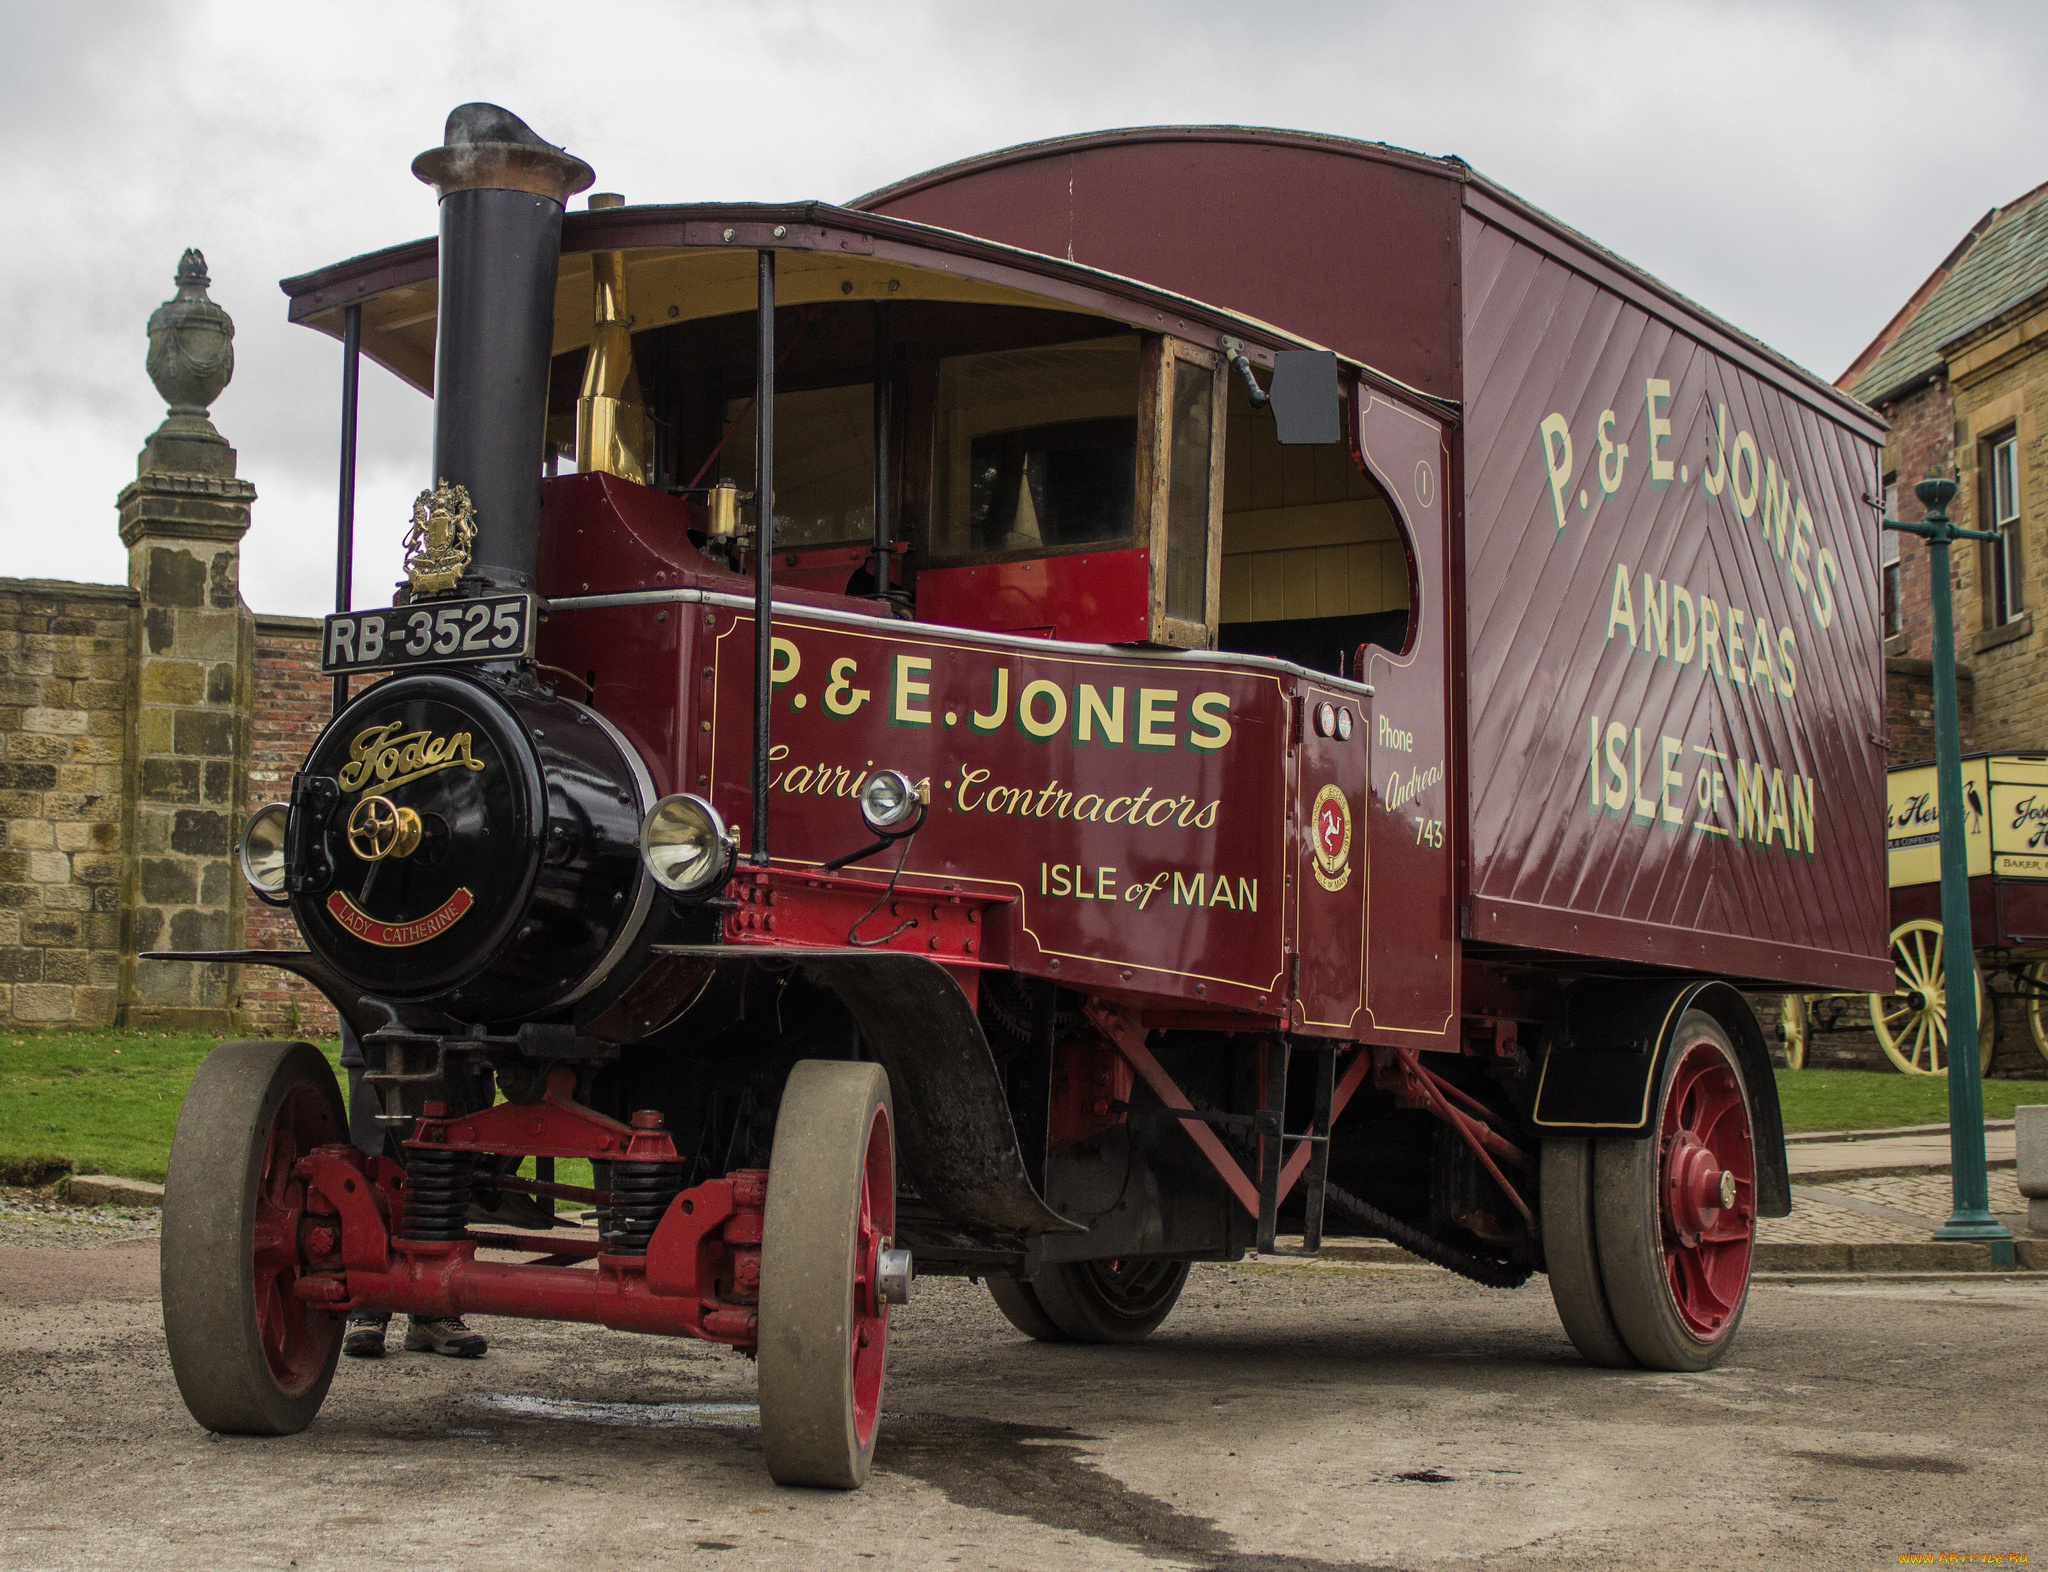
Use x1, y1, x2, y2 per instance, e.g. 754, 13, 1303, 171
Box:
404, 1316, 488, 1358
342, 1312, 390, 1359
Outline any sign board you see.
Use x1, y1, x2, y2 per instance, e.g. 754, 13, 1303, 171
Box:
1989, 754, 2048, 880
1887, 754, 2048, 887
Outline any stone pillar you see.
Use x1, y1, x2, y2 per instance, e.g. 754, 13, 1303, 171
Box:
115, 250, 256, 1030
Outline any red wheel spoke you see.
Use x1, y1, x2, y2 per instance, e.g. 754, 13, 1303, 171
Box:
1655, 1036, 1755, 1344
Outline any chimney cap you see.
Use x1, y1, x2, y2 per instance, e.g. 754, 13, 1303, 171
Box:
412, 102, 594, 205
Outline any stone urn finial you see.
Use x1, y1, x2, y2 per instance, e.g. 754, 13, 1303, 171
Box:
145, 248, 235, 447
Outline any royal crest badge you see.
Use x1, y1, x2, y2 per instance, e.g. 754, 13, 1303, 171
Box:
402, 478, 477, 598
1310, 783, 1353, 892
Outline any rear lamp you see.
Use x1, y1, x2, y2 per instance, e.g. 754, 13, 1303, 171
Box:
858, 769, 926, 836
239, 803, 291, 905
1336, 706, 1353, 742
640, 793, 736, 896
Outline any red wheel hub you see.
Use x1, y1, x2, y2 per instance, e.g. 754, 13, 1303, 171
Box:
251, 1085, 339, 1395
1656, 1038, 1755, 1341
848, 1107, 893, 1447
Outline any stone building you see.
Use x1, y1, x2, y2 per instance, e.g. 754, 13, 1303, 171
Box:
1836, 180, 2048, 1078
1840, 178, 2048, 759
0, 253, 335, 1034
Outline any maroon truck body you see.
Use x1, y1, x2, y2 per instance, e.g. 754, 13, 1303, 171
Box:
861, 129, 1893, 995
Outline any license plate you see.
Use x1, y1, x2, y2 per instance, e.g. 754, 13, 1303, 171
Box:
321, 594, 535, 675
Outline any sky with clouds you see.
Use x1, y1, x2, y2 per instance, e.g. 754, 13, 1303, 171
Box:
5, 0, 2045, 616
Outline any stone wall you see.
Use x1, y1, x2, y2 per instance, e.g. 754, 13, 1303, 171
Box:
1946, 293, 2048, 753
0, 580, 135, 1026
242, 615, 337, 1036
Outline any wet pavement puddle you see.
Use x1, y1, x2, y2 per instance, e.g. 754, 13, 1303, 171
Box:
464, 1396, 1401, 1569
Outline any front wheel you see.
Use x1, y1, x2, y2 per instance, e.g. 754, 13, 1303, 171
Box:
161, 1040, 347, 1435
1868, 918, 1994, 1076
1778, 994, 1807, 1070
758, 1061, 896, 1489
1592, 1011, 1758, 1371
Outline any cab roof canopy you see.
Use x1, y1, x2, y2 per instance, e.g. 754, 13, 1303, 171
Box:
279, 199, 1446, 417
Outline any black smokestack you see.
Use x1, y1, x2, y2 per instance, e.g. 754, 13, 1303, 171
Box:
412, 104, 593, 592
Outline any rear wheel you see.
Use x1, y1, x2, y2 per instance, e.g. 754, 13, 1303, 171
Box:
162, 1040, 346, 1435
1593, 1012, 1757, 1371
758, 1061, 895, 1489
1029, 1258, 1190, 1344
1540, 1137, 1635, 1368
987, 1275, 1069, 1341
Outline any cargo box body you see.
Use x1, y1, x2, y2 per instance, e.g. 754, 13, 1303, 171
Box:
864, 129, 1893, 995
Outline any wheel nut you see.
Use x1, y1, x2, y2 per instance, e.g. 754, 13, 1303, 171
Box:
307, 1227, 337, 1256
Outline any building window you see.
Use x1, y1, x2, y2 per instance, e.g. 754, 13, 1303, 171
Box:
1882, 476, 1902, 637
1988, 431, 2023, 625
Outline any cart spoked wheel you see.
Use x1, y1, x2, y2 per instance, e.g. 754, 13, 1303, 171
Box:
2025, 961, 2048, 1066
759, 1060, 896, 1490
1539, 1137, 1636, 1368
1868, 918, 1995, 1076
1591, 1011, 1757, 1371
1778, 994, 1808, 1071
1027, 1258, 1190, 1344
986, 1275, 1069, 1341
161, 1040, 346, 1435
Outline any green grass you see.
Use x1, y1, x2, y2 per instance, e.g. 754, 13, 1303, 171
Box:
1774, 1068, 2045, 1134
0, 1028, 596, 1192
0, 1029, 342, 1183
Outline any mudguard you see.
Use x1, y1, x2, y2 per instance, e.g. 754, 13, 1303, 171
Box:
1529, 978, 1790, 1217
657, 946, 1082, 1236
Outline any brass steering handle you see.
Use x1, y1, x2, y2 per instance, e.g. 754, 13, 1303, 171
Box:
346, 795, 423, 861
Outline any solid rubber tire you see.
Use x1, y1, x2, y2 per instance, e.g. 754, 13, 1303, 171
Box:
758, 1060, 894, 1489
161, 1040, 346, 1435
1539, 1137, 1637, 1369
1593, 1012, 1753, 1372
986, 1276, 1069, 1342
1029, 1258, 1190, 1344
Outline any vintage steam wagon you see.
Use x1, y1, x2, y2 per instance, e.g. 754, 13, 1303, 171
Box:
156, 107, 1892, 1487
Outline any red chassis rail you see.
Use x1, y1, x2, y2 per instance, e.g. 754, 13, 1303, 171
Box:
283, 1067, 771, 1350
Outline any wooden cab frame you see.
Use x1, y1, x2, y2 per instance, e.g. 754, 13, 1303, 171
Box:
1138, 336, 1229, 649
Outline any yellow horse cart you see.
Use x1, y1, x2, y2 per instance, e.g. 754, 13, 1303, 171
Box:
1781, 753, 2048, 1074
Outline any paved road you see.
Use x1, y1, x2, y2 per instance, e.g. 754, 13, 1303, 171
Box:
1, 1243, 2041, 1570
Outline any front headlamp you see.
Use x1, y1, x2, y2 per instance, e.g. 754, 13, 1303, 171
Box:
238, 803, 291, 905
858, 769, 926, 835
639, 793, 736, 896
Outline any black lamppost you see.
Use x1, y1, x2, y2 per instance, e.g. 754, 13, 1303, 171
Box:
1884, 470, 2015, 1265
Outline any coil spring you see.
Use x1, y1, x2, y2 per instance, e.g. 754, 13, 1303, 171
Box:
400, 1146, 474, 1242
608, 1160, 684, 1254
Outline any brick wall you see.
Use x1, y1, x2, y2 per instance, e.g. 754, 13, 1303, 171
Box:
1884, 655, 1976, 764
0, 580, 135, 1026
1871, 376, 1955, 662
241, 615, 337, 1036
